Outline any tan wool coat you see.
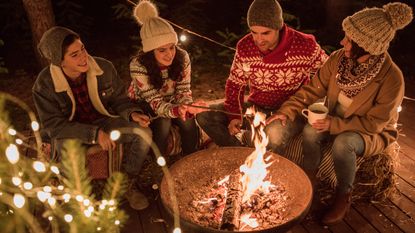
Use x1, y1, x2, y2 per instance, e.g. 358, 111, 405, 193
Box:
278, 49, 404, 156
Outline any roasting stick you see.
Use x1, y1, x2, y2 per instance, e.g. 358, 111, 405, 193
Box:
148, 103, 243, 121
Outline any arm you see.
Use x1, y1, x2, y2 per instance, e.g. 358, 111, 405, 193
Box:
224, 48, 247, 121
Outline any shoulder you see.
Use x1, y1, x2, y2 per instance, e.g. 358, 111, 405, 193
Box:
236, 34, 260, 58
177, 47, 190, 63
93, 56, 115, 71
236, 34, 255, 50
33, 66, 53, 90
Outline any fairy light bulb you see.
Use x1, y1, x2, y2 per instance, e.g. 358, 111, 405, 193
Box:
6, 144, 19, 164
110, 130, 121, 141
179, 34, 187, 42
13, 194, 25, 208
108, 199, 115, 206
397, 105, 402, 113
31, 121, 39, 131
48, 216, 53, 221
115, 220, 120, 225
23, 182, 33, 190
12, 177, 22, 186
83, 199, 91, 206
63, 193, 71, 203
8, 128, 17, 136
84, 209, 92, 218
64, 214, 73, 222
57, 185, 64, 191
51, 166, 60, 175
33, 161, 46, 172
157, 156, 166, 166
37, 191, 50, 202
173, 228, 182, 233
15, 139, 23, 145
47, 197, 56, 207
75, 195, 84, 202
97, 227, 102, 231
43, 186, 52, 193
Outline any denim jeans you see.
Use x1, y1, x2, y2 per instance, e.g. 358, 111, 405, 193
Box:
302, 124, 365, 194
55, 117, 152, 177
151, 117, 199, 155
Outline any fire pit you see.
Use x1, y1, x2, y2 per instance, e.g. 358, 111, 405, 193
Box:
160, 147, 312, 233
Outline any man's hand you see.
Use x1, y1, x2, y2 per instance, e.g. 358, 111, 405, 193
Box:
131, 112, 150, 127
266, 113, 288, 126
97, 129, 116, 151
228, 119, 242, 135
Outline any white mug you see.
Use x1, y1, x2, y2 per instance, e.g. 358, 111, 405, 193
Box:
301, 103, 328, 124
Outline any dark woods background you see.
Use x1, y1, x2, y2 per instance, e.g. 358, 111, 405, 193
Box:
0, 0, 414, 85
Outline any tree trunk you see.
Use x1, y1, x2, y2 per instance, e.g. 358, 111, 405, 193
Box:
22, 0, 55, 70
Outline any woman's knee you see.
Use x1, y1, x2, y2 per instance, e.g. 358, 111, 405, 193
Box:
332, 132, 364, 160
302, 124, 321, 142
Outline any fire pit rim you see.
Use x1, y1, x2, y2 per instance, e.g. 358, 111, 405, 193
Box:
160, 147, 313, 233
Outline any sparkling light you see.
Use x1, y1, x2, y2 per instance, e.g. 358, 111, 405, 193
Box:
48, 216, 53, 221
64, 214, 73, 222
84, 209, 92, 218
8, 128, 17, 136
398, 105, 402, 113
83, 199, 91, 206
47, 197, 56, 207
51, 166, 60, 175
75, 195, 84, 202
173, 228, 182, 233
15, 139, 23, 145
179, 34, 187, 42
115, 220, 120, 225
157, 156, 166, 166
6, 144, 20, 164
108, 199, 115, 206
31, 121, 40, 131
33, 161, 46, 172
97, 227, 102, 231
110, 130, 121, 141
23, 182, 33, 190
63, 193, 71, 203
43, 186, 52, 193
57, 185, 64, 191
37, 191, 51, 202
13, 194, 25, 208
12, 177, 22, 186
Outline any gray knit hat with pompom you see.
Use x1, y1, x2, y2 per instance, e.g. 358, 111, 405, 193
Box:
133, 0, 177, 52
342, 2, 413, 55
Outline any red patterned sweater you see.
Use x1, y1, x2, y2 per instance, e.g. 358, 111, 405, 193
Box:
224, 25, 328, 119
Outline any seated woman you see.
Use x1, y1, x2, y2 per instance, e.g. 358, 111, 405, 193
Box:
128, 0, 205, 156
266, 2, 412, 225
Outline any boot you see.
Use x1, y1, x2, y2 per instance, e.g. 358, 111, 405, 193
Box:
125, 178, 149, 210
321, 191, 352, 225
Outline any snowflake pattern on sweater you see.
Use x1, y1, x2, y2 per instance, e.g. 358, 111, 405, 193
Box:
128, 49, 193, 118
224, 25, 328, 119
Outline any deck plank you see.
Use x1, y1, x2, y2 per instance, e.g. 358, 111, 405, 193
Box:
343, 207, 379, 233
374, 199, 415, 233
353, 202, 403, 233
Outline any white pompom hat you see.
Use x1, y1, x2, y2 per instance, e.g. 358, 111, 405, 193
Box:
133, 0, 178, 52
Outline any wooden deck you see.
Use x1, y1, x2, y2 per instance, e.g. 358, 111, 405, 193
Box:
121, 96, 415, 233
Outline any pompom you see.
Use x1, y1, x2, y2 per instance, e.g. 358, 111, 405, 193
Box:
133, 0, 159, 25
384, 2, 413, 30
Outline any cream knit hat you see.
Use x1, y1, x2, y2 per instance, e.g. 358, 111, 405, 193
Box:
342, 2, 413, 55
133, 0, 178, 52
247, 0, 284, 30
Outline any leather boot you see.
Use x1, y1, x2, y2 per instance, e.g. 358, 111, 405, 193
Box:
321, 191, 352, 225
125, 177, 149, 210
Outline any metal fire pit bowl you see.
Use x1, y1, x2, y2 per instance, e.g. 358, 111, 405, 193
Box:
160, 147, 312, 233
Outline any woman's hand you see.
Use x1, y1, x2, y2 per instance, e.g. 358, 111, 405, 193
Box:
131, 112, 151, 127
97, 129, 116, 151
312, 116, 331, 133
187, 100, 209, 114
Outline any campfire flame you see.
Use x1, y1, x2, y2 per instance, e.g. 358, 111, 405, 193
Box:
240, 107, 273, 203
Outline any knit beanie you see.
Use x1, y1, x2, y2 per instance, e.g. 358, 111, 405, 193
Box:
133, 0, 178, 52
247, 0, 284, 30
342, 2, 413, 55
38, 26, 79, 65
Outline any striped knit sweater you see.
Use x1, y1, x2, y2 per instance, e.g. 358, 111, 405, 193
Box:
224, 25, 328, 119
128, 48, 193, 118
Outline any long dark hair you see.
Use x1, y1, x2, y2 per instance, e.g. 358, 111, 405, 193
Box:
61, 33, 80, 59
136, 46, 186, 89
350, 40, 369, 61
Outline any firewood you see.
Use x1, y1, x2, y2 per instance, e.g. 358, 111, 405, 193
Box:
220, 170, 242, 230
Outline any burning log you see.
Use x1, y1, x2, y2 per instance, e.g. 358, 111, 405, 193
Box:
220, 170, 242, 230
